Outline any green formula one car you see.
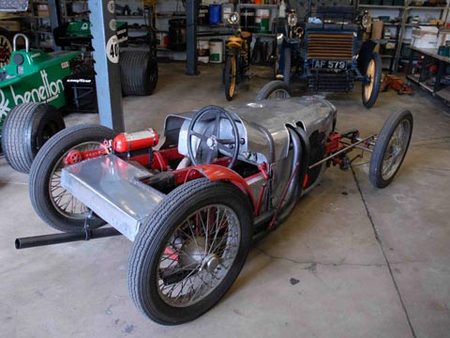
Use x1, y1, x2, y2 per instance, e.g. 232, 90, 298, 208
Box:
0, 34, 77, 173
0, 32, 158, 174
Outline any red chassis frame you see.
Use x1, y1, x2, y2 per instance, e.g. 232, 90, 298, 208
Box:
63, 130, 375, 217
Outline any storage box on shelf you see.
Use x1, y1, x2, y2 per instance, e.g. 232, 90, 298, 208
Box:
358, 0, 450, 71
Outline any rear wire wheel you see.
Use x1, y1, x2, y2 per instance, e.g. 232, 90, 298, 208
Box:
29, 124, 117, 232
224, 54, 237, 101
256, 80, 292, 101
128, 178, 252, 325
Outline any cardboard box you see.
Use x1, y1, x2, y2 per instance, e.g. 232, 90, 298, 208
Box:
0, 20, 20, 32
412, 26, 439, 49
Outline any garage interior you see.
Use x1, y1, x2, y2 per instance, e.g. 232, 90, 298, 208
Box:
0, 0, 450, 337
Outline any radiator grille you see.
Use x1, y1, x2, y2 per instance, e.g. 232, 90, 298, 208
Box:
307, 33, 354, 60
308, 71, 354, 93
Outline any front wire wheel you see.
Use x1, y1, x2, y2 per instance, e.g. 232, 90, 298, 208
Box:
128, 178, 252, 325
369, 110, 413, 188
224, 53, 237, 101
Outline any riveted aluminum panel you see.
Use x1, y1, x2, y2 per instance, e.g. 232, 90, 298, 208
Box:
61, 155, 165, 241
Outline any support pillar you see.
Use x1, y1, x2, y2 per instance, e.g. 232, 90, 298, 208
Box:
88, 0, 124, 131
185, 0, 198, 75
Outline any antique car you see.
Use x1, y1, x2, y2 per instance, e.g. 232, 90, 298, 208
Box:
279, 4, 381, 108
0, 31, 157, 174
15, 89, 413, 325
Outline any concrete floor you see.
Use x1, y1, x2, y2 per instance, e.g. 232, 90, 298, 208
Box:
1, 63, 450, 338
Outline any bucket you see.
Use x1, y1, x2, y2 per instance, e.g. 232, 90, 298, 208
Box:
240, 8, 255, 32
222, 4, 234, 23
209, 4, 222, 25
197, 39, 210, 63
168, 19, 186, 51
198, 5, 209, 26
156, 31, 169, 49
255, 9, 270, 33
209, 39, 223, 63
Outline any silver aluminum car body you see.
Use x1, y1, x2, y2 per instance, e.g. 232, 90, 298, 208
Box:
61, 96, 336, 241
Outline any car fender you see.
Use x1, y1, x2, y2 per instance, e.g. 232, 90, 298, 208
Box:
358, 40, 377, 74
193, 164, 256, 211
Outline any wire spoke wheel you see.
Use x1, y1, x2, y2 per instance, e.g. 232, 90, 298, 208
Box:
30, 124, 116, 232
380, 119, 411, 181
267, 88, 290, 99
157, 204, 241, 307
128, 179, 252, 325
369, 110, 413, 188
256, 80, 292, 101
49, 142, 103, 219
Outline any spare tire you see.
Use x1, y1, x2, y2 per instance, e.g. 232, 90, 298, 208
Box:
120, 51, 158, 96
1, 103, 65, 173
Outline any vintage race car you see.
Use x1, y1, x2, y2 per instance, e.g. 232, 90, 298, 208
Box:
16, 89, 413, 325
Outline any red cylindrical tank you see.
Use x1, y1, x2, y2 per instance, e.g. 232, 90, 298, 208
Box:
113, 128, 159, 153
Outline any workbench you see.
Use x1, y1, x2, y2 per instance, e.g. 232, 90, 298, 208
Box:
406, 45, 450, 105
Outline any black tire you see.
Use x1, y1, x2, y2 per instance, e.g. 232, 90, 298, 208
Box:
1, 103, 65, 173
283, 47, 291, 85
128, 178, 253, 325
369, 110, 413, 188
256, 80, 292, 101
224, 53, 237, 101
29, 124, 117, 232
362, 52, 382, 109
120, 51, 158, 96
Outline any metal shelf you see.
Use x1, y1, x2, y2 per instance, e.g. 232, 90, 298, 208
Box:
359, 5, 404, 9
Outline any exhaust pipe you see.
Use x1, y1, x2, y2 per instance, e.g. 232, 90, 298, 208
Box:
15, 227, 121, 250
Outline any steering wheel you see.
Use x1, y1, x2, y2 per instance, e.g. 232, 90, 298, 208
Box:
187, 105, 240, 168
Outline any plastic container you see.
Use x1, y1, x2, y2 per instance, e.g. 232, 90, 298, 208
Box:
209, 4, 222, 26
197, 39, 210, 63
255, 9, 270, 33
156, 31, 169, 49
198, 5, 209, 26
209, 39, 223, 63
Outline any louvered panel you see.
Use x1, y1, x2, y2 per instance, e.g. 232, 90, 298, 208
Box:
307, 32, 354, 60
